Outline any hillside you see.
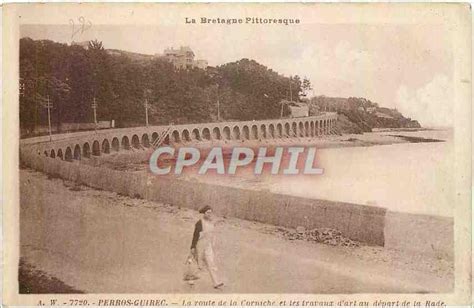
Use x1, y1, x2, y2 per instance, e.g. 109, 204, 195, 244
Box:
19, 38, 307, 136
19, 38, 420, 137
106, 49, 156, 63
309, 96, 421, 134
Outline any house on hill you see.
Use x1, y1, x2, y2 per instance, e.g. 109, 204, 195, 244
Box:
71, 41, 90, 49
157, 46, 208, 69
280, 100, 309, 118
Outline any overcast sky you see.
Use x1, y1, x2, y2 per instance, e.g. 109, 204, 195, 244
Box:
21, 23, 454, 127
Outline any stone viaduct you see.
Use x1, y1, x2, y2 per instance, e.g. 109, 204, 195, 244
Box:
21, 113, 338, 162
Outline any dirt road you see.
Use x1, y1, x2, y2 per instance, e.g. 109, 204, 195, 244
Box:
20, 169, 453, 293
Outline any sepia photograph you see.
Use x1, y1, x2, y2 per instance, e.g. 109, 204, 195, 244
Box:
2, 3, 471, 306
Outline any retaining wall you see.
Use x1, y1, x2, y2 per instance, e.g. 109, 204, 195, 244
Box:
21, 121, 113, 136
21, 149, 386, 246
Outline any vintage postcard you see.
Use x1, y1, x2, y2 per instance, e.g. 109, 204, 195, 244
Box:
2, 3, 472, 307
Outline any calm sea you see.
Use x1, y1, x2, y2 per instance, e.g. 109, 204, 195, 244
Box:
269, 129, 454, 217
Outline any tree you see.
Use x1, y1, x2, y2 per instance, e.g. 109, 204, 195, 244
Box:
88, 39, 104, 50
302, 77, 312, 97
20, 38, 316, 134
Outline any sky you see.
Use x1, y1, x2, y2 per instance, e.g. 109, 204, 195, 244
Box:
21, 23, 454, 127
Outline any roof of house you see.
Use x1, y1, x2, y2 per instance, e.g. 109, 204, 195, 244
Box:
164, 46, 194, 56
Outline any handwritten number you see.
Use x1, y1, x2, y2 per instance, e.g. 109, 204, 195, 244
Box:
69, 19, 75, 40
70, 17, 92, 40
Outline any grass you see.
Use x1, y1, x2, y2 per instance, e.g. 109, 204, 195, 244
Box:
18, 259, 84, 294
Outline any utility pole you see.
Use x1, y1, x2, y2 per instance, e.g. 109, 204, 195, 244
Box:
216, 84, 220, 121
289, 77, 293, 102
44, 96, 53, 142
92, 97, 98, 133
144, 97, 149, 127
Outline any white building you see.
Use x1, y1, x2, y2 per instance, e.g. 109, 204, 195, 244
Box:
158, 46, 208, 69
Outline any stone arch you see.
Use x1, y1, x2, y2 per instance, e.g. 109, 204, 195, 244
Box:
83, 143, 91, 158
50, 149, 55, 158
251, 125, 258, 140
242, 126, 250, 140
310, 121, 315, 136
212, 127, 221, 140
163, 135, 170, 145
73, 145, 81, 160
304, 122, 310, 137
223, 126, 231, 140
284, 123, 291, 137
182, 129, 191, 142
292, 122, 297, 137
260, 124, 267, 139
92, 140, 101, 156
141, 134, 150, 148
121, 136, 130, 150
152, 132, 159, 143
276, 123, 283, 138
202, 128, 211, 141
65, 147, 73, 161
171, 130, 181, 143
112, 137, 120, 151
268, 124, 275, 138
102, 139, 111, 154
298, 122, 305, 137
131, 134, 140, 148
232, 126, 241, 140
57, 149, 63, 160
192, 128, 201, 141
43, 150, 48, 157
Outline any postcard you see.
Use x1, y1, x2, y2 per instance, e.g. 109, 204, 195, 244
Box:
2, 3, 471, 307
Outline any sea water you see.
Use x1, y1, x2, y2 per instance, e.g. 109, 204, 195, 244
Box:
269, 129, 454, 217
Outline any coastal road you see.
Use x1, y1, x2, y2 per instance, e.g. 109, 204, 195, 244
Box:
19, 169, 452, 294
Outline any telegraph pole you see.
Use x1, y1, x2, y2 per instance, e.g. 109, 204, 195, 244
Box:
92, 97, 98, 133
144, 98, 149, 127
289, 77, 293, 102
216, 84, 220, 121
45, 96, 53, 141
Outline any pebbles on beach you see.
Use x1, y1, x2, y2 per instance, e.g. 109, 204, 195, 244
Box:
279, 227, 360, 247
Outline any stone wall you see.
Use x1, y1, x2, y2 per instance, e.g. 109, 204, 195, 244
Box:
21, 113, 338, 163
20, 121, 112, 136
21, 149, 386, 246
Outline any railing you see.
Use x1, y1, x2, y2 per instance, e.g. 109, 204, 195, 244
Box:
152, 126, 172, 148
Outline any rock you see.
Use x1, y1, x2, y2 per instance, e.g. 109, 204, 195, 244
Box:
296, 226, 306, 234
278, 226, 360, 248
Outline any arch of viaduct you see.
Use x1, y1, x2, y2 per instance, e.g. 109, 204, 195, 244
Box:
21, 113, 338, 162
